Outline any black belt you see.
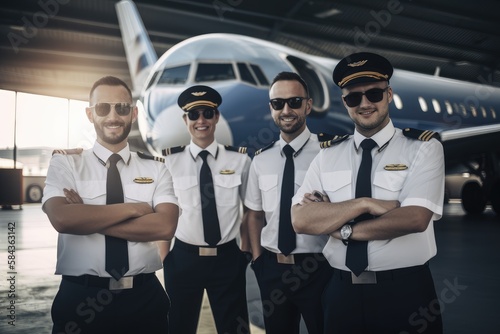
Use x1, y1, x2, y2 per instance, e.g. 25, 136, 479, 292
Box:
63, 273, 155, 290
333, 263, 428, 284
265, 249, 326, 265
174, 238, 237, 256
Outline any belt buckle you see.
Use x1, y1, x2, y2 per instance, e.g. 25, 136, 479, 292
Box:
109, 276, 133, 290
199, 247, 217, 256
277, 253, 295, 264
351, 271, 377, 284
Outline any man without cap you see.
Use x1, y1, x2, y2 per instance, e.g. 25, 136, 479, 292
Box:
245, 71, 333, 334
159, 85, 251, 333
42, 76, 179, 333
292, 52, 444, 333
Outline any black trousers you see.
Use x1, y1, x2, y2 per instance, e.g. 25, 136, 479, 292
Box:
251, 249, 333, 334
323, 264, 443, 334
163, 239, 250, 334
51, 273, 170, 334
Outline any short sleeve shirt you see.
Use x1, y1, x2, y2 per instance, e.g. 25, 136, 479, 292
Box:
42, 142, 178, 276
245, 128, 328, 254
292, 121, 445, 270
164, 140, 251, 246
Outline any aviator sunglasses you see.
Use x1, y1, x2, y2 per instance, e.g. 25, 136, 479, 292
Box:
185, 109, 216, 121
89, 102, 133, 117
343, 87, 389, 107
270, 97, 307, 110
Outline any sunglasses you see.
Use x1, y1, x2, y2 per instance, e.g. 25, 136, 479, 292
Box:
343, 87, 389, 107
270, 97, 307, 110
89, 102, 133, 117
185, 109, 216, 121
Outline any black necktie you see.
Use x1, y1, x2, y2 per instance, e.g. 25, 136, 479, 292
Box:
346, 139, 377, 276
199, 150, 222, 246
278, 144, 296, 256
105, 153, 129, 280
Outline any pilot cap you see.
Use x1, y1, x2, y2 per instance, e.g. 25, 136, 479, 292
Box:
177, 85, 222, 111
333, 52, 393, 88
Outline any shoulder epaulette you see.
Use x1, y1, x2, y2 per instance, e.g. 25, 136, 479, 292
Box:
137, 151, 165, 163
162, 146, 186, 156
52, 148, 83, 156
320, 135, 349, 149
317, 132, 336, 142
403, 128, 441, 141
254, 141, 275, 157
224, 145, 248, 154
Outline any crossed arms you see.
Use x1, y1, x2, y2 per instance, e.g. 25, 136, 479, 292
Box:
291, 193, 433, 241
43, 189, 178, 242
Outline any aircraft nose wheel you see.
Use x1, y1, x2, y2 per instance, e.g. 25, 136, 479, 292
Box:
26, 184, 43, 203
461, 181, 486, 214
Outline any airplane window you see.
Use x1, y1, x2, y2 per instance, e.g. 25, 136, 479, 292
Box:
481, 106, 488, 118
237, 63, 257, 85
250, 65, 270, 86
444, 101, 453, 114
470, 105, 478, 117
393, 94, 403, 109
432, 99, 441, 113
286, 56, 328, 112
195, 63, 236, 82
491, 107, 497, 119
158, 65, 190, 85
418, 97, 428, 112
459, 103, 467, 117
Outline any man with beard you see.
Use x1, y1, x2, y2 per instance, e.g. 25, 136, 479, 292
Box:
42, 76, 179, 333
292, 52, 444, 333
245, 72, 333, 333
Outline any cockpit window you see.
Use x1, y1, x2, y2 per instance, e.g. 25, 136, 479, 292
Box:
237, 63, 257, 85
158, 65, 190, 85
195, 63, 236, 82
250, 65, 269, 86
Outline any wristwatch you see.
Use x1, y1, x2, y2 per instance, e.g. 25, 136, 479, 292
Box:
340, 224, 352, 245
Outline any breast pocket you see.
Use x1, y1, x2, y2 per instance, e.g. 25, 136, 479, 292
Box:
259, 174, 278, 212
213, 174, 241, 206
124, 183, 155, 206
321, 171, 352, 201
373, 170, 407, 199
75, 181, 106, 204
173, 175, 199, 208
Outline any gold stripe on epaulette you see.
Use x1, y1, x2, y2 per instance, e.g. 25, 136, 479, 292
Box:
419, 130, 435, 141
320, 141, 331, 149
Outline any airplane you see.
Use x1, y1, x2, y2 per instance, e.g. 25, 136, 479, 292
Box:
115, 0, 500, 216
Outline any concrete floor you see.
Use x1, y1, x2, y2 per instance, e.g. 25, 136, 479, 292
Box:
0, 202, 499, 333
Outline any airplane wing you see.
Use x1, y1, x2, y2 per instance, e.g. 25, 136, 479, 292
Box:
441, 124, 500, 167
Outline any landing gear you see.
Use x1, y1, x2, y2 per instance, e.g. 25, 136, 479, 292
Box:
461, 181, 486, 214
26, 184, 43, 203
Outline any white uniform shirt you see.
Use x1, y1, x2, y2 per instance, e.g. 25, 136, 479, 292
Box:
42, 142, 178, 277
245, 128, 328, 254
164, 140, 251, 246
292, 121, 445, 270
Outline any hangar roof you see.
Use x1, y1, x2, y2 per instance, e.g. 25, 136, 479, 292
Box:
1, 0, 499, 101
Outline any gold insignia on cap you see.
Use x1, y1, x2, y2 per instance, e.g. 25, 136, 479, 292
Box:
220, 169, 235, 175
133, 177, 154, 184
384, 164, 408, 171
348, 60, 368, 67
191, 91, 207, 96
